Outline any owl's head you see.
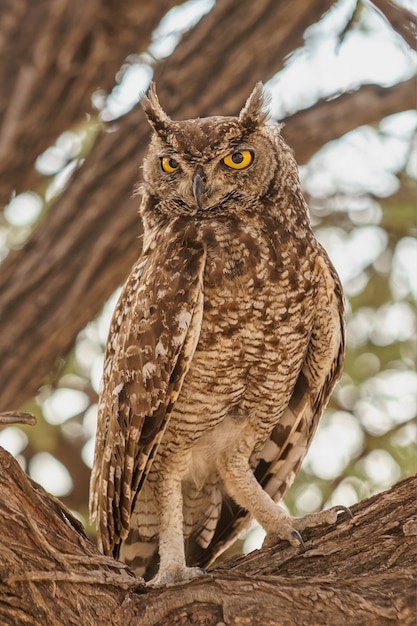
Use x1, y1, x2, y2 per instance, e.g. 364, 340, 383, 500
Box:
140, 83, 298, 220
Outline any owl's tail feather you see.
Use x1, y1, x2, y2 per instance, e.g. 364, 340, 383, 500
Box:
118, 534, 159, 581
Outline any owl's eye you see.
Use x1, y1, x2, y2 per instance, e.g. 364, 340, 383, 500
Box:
161, 156, 180, 173
222, 150, 253, 170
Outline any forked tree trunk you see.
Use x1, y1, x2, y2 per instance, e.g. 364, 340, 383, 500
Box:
0, 418, 415, 626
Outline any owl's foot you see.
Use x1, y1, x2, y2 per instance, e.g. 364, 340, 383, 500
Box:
264, 505, 353, 549
147, 564, 206, 587
263, 522, 306, 549
294, 504, 353, 533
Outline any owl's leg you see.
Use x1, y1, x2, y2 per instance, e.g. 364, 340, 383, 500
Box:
219, 446, 352, 546
218, 450, 351, 548
149, 476, 205, 587
218, 450, 304, 547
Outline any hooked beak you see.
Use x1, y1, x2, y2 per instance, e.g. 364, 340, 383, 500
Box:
192, 166, 206, 210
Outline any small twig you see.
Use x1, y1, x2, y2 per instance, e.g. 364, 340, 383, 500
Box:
0, 411, 37, 426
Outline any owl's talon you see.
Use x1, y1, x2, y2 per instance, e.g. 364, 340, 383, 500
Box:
336, 505, 353, 519
291, 529, 306, 550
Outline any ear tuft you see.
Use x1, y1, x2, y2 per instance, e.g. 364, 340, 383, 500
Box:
141, 82, 172, 136
238, 82, 270, 131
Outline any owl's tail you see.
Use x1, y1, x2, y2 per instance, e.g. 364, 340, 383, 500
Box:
118, 534, 159, 580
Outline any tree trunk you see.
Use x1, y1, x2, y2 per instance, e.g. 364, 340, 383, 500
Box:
0, 436, 414, 625
0, 0, 414, 411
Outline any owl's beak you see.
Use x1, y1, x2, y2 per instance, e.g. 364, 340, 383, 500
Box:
192, 167, 206, 210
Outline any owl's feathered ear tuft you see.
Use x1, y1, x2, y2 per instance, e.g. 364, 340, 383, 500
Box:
141, 82, 172, 137
238, 82, 270, 131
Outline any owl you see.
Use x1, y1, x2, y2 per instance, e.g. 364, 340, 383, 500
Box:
89, 82, 346, 587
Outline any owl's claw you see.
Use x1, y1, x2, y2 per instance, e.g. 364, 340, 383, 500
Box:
264, 523, 307, 550
335, 505, 353, 519
291, 529, 306, 550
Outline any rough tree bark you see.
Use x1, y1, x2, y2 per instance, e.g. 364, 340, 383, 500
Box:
0, 417, 415, 625
0, 0, 415, 411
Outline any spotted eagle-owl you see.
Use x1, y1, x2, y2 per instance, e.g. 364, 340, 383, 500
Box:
89, 82, 346, 586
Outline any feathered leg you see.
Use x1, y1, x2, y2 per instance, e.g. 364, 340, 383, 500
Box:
149, 475, 206, 587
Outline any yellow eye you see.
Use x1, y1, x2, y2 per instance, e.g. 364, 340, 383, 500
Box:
161, 156, 180, 173
223, 150, 253, 170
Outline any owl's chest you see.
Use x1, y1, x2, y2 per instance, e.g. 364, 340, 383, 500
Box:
199, 230, 317, 352
162, 230, 317, 465
165, 233, 317, 465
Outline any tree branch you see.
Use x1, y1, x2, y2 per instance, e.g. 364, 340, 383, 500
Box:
368, 0, 417, 49
282, 78, 416, 163
0, 0, 181, 206
0, 411, 36, 426
0, 444, 414, 625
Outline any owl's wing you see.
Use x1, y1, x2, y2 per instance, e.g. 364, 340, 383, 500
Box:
89, 237, 206, 555
187, 249, 345, 568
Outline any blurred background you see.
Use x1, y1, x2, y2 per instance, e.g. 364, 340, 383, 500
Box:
0, 0, 415, 555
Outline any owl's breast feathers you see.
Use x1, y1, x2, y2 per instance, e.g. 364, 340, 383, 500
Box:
90, 212, 345, 563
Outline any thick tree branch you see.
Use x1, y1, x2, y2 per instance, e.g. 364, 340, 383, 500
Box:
0, 444, 414, 625
0, 0, 181, 206
368, 0, 417, 49
282, 78, 416, 163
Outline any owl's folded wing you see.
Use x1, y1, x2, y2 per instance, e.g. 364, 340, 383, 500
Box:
89, 237, 206, 555
259, 250, 345, 501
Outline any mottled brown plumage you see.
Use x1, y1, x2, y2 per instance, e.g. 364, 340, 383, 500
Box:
89, 83, 345, 586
